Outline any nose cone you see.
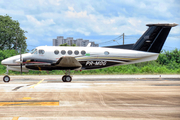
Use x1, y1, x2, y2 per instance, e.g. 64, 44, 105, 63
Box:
1, 59, 5, 65
1, 53, 31, 66
1, 55, 20, 65
1, 58, 12, 65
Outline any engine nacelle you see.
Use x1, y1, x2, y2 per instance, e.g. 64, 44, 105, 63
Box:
8, 66, 29, 72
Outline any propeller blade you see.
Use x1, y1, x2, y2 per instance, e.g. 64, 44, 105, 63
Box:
20, 63, 22, 75
20, 48, 22, 75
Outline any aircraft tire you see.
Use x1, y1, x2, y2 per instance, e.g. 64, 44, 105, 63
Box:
3, 75, 10, 82
62, 75, 66, 82
62, 75, 72, 82
65, 75, 72, 82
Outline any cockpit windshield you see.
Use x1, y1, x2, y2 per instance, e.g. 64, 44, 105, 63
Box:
30, 49, 38, 54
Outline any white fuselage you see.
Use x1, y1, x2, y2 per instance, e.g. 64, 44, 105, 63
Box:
1, 46, 159, 72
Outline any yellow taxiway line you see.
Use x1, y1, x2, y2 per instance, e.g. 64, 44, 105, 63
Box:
12, 117, 19, 120
21, 97, 31, 100
0, 101, 59, 106
30, 79, 45, 88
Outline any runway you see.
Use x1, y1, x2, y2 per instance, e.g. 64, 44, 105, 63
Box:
0, 75, 180, 120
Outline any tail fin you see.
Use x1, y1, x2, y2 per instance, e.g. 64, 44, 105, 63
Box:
132, 23, 178, 53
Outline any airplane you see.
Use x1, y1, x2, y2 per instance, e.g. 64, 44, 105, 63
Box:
1, 23, 178, 82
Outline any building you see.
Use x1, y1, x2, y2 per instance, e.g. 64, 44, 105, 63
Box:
53, 36, 99, 47
53, 36, 64, 46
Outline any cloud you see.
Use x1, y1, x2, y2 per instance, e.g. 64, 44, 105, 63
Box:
68, 6, 74, 11
171, 25, 180, 34
0, 0, 179, 50
65, 10, 88, 18
26, 15, 55, 27
26, 37, 40, 47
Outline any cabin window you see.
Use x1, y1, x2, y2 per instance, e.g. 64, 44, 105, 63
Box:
31, 49, 37, 54
61, 50, 66, 55
81, 50, 86, 55
54, 50, 59, 55
34, 50, 37, 54
34, 49, 38, 54
104, 51, 109, 55
74, 50, 79, 55
39, 50, 45, 54
68, 50, 72, 55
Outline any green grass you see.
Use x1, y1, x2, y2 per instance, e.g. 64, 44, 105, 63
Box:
0, 62, 179, 75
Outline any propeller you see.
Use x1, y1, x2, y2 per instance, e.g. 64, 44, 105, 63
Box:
20, 48, 23, 75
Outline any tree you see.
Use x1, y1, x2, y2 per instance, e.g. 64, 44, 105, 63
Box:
157, 48, 180, 65
0, 15, 27, 52
59, 43, 76, 46
0, 49, 17, 62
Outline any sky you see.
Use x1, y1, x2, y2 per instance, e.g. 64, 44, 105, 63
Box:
0, 0, 180, 51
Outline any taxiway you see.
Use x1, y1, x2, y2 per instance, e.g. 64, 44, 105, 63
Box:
0, 75, 180, 120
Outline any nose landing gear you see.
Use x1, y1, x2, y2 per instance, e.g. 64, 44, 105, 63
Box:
3, 65, 10, 83
3, 75, 10, 82
62, 70, 72, 82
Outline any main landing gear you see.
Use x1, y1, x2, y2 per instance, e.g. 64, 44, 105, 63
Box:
62, 70, 72, 82
3, 66, 10, 83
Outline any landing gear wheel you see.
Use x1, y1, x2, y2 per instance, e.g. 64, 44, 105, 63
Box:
65, 75, 72, 82
62, 75, 72, 82
62, 75, 66, 82
3, 75, 10, 82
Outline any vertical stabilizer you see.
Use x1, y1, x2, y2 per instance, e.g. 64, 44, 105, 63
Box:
132, 23, 178, 53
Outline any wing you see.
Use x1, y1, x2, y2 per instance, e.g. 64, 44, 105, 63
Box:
25, 56, 82, 70
56, 56, 82, 69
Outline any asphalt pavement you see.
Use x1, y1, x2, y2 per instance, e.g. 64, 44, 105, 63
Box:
0, 75, 179, 120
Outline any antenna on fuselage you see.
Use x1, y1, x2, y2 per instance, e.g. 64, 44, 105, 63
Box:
86, 43, 91, 47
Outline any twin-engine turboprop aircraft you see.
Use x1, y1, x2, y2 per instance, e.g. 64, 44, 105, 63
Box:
1, 23, 178, 82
